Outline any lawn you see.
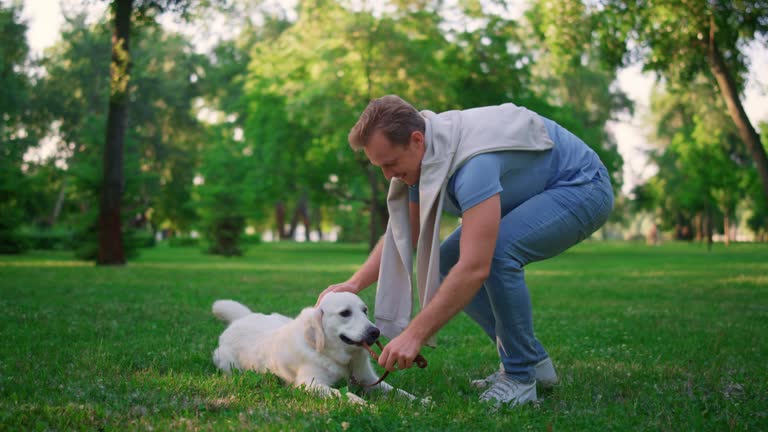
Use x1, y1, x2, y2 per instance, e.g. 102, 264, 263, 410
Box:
1, 241, 766, 431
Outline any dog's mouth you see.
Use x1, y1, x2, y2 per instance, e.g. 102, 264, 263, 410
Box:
340, 334, 360, 346
340, 332, 379, 347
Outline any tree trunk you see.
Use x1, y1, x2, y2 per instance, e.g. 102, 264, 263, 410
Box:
704, 206, 713, 252
275, 201, 288, 239
48, 177, 67, 227
693, 212, 703, 241
298, 194, 310, 242
286, 194, 310, 241
313, 207, 322, 241
97, 0, 133, 265
723, 209, 730, 247
707, 21, 768, 203
674, 212, 693, 241
288, 207, 297, 240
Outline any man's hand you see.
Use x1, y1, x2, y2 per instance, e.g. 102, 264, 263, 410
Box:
316, 281, 360, 306
378, 329, 425, 372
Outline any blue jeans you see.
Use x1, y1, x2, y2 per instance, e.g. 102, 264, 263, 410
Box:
439, 159, 614, 383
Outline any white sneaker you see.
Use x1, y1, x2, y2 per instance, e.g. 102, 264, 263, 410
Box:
534, 357, 559, 388
471, 358, 559, 389
470, 364, 504, 389
479, 374, 537, 407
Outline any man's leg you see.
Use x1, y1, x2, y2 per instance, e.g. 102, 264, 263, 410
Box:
488, 168, 614, 382
440, 215, 554, 371
440, 168, 613, 383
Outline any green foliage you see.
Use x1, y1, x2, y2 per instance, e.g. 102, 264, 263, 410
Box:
7, 0, 761, 253
238, 1, 628, 241
195, 124, 261, 256
444, 12, 532, 108
638, 77, 755, 236
594, 0, 767, 85
6, 1, 635, 251
0, 3, 30, 122
0, 228, 28, 254
332, 202, 371, 243
243, 1, 457, 241
524, 0, 629, 191
18, 228, 75, 250
593, 0, 768, 204
0, 3, 34, 254
747, 123, 768, 235
168, 236, 200, 247
128, 22, 207, 232
32, 14, 206, 258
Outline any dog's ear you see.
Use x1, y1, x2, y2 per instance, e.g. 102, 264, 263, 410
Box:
304, 307, 325, 352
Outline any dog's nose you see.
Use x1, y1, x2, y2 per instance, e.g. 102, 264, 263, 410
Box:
364, 326, 380, 344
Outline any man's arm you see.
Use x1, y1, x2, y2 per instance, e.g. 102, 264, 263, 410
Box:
409, 201, 419, 248
378, 194, 501, 370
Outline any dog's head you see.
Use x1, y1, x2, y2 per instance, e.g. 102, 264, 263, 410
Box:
304, 292, 379, 352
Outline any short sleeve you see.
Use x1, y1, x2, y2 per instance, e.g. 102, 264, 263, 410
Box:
448, 154, 503, 213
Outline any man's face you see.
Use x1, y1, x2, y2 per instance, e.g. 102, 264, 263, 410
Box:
363, 129, 425, 186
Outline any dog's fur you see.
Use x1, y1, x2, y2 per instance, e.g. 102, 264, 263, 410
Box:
212, 292, 416, 403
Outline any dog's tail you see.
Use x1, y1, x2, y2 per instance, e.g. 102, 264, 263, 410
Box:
212, 300, 252, 323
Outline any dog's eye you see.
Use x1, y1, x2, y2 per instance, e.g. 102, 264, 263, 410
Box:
362, 307, 368, 315
339, 309, 351, 318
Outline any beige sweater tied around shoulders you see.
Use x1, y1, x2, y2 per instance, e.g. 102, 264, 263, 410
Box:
373, 102, 555, 347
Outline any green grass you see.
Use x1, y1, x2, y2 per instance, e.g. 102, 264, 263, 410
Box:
1, 241, 766, 431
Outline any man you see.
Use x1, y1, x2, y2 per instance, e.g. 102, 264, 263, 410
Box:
318, 95, 614, 406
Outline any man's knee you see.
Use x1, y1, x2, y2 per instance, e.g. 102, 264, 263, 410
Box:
493, 243, 527, 271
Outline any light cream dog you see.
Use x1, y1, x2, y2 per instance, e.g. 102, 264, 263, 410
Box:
212, 292, 417, 404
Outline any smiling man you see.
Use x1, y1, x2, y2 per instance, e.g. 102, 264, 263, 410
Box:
318, 95, 614, 407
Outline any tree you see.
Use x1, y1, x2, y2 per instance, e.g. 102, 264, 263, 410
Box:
195, 122, 261, 256
97, 0, 205, 265
524, 0, 630, 187
0, 3, 34, 253
35, 10, 207, 258
594, 0, 768, 202
127, 22, 207, 234
245, 0, 454, 248
97, 0, 133, 264
640, 77, 752, 245
198, 19, 303, 242
746, 123, 768, 239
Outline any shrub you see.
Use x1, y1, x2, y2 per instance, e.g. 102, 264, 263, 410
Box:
168, 236, 200, 247
20, 228, 75, 250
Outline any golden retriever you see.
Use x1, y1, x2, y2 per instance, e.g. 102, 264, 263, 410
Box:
212, 292, 418, 404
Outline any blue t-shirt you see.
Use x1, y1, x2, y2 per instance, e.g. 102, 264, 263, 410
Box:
409, 115, 602, 217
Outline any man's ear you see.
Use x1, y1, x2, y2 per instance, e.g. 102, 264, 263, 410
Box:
304, 307, 325, 352
411, 130, 425, 150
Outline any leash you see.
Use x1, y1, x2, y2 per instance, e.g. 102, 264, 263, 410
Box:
360, 340, 427, 387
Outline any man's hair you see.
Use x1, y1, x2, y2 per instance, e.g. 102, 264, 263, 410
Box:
348, 95, 425, 150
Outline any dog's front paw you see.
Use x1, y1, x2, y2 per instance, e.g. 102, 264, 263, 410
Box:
394, 388, 432, 406
395, 388, 417, 401
345, 392, 367, 405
